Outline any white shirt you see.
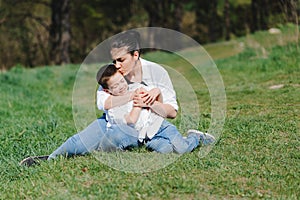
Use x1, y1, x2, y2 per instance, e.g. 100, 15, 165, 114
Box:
104, 83, 165, 141
96, 58, 178, 140
106, 83, 151, 129
96, 58, 178, 111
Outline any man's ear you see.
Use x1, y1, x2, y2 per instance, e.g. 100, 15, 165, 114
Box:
133, 50, 140, 60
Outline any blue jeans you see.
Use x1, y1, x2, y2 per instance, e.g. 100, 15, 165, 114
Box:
146, 120, 200, 154
48, 117, 199, 159
48, 116, 139, 159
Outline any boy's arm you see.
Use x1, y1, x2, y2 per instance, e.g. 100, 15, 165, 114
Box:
124, 106, 142, 124
104, 91, 134, 110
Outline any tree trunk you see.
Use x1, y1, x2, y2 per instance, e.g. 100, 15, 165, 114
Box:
224, 0, 231, 40
208, 0, 218, 42
260, 0, 269, 30
286, 0, 298, 23
173, 0, 183, 32
143, 0, 163, 49
49, 0, 71, 65
251, 0, 259, 32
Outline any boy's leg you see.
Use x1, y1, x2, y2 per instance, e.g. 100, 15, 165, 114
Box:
146, 120, 199, 154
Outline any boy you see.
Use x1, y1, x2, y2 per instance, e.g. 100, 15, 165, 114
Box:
97, 63, 164, 144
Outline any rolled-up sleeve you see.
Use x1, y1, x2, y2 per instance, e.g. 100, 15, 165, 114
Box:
141, 59, 178, 111
156, 69, 178, 111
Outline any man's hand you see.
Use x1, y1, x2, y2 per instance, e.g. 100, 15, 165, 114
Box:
133, 87, 148, 107
133, 87, 176, 118
133, 87, 161, 107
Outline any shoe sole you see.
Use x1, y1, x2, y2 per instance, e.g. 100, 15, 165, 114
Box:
19, 155, 49, 167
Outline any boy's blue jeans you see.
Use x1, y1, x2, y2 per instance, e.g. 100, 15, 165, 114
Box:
48, 116, 199, 159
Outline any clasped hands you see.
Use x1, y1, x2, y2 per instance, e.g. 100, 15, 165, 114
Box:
133, 87, 160, 108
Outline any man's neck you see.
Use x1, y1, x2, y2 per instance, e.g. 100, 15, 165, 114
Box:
126, 60, 142, 83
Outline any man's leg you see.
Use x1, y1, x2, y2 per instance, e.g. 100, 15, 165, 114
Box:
100, 124, 139, 151
21, 117, 140, 166
145, 138, 174, 153
20, 117, 108, 166
48, 117, 107, 159
49, 117, 140, 158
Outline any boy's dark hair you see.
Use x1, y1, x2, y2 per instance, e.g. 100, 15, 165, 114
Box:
96, 64, 118, 89
110, 30, 141, 56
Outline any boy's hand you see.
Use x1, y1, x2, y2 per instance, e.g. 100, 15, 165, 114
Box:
133, 88, 161, 107
133, 88, 146, 107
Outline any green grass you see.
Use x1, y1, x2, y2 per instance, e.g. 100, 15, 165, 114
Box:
0, 27, 299, 199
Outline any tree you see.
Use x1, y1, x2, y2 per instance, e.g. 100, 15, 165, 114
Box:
250, 0, 258, 32
142, 0, 183, 30
208, 0, 219, 42
250, 0, 269, 32
280, 0, 299, 23
193, 0, 223, 43
0, 0, 298, 69
141, 0, 184, 49
49, 0, 71, 65
0, 0, 51, 69
69, 0, 134, 64
224, 0, 231, 40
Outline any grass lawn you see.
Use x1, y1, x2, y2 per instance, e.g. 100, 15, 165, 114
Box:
0, 27, 299, 199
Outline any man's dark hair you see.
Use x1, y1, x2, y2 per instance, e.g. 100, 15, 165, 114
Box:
110, 30, 141, 55
96, 64, 118, 89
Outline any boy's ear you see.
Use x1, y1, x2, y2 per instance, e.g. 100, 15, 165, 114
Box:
103, 89, 111, 94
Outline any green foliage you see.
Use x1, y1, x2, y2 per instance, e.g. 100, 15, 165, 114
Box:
1, 0, 298, 69
0, 31, 299, 199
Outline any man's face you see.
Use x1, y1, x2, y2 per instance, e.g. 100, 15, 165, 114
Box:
110, 47, 139, 76
106, 71, 128, 96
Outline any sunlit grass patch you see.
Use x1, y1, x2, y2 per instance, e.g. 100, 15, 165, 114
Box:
0, 28, 299, 199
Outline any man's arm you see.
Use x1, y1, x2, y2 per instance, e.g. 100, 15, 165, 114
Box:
133, 88, 177, 119
154, 88, 163, 103
149, 102, 177, 119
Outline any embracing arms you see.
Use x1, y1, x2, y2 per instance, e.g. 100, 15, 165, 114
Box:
97, 83, 177, 122
124, 106, 142, 124
133, 87, 177, 119
103, 91, 134, 110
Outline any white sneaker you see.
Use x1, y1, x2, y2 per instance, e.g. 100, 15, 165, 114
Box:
187, 129, 216, 146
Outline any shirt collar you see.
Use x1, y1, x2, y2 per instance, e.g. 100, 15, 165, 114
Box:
140, 58, 152, 85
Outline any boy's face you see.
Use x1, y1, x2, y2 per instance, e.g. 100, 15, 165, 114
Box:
106, 71, 128, 96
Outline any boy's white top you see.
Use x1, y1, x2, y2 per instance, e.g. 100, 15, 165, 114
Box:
96, 58, 178, 111
107, 83, 164, 141
107, 83, 151, 128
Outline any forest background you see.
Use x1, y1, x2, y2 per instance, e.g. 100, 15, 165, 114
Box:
0, 0, 299, 70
